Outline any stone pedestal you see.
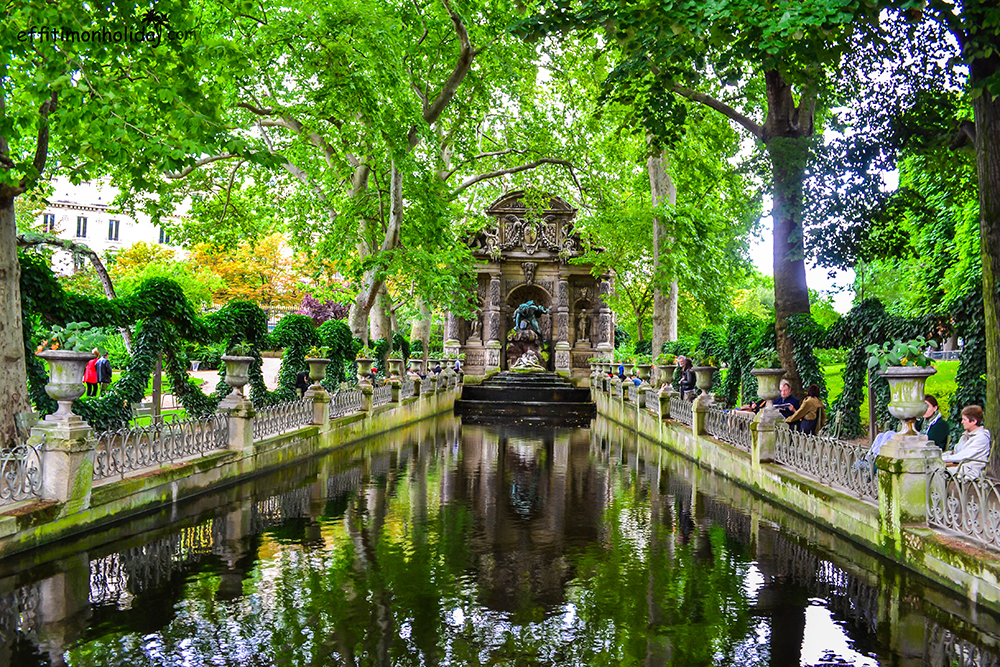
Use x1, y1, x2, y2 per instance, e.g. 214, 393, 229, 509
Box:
485, 339, 502, 372
31, 417, 95, 515
221, 397, 255, 455
412, 376, 422, 397
555, 341, 571, 375
360, 383, 374, 413
658, 387, 674, 419
692, 396, 710, 435
876, 433, 943, 548
304, 385, 331, 429
751, 420, 777, 472
390, 379, 402, 403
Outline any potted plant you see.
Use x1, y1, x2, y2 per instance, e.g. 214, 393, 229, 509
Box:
35, 321, 107, 418
867, 337, 938, 435
304, 346, 330, 384
386, 357, 404, 379
356, 346, 376, 383
750, 348, 785, 403
222, 343, 254, 394
408, 358, 424, 375
635, 353, 653, 384
692, 351, 719, 396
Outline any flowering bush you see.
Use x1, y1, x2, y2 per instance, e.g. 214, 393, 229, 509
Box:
296, 295, 349, 326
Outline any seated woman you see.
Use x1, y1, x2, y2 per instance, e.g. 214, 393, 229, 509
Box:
915, 394, 949, 450
772, 380, 800, 420
943, 405, 992, 478
786, 384, 825, 435
677, 357, 697, 396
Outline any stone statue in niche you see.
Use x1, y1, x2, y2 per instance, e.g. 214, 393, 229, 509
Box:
576, 310, 590, 343
469, 317, 482, 341
522, 261, 537, 286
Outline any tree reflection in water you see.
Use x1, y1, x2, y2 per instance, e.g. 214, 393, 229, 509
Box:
59, 423, 814, 666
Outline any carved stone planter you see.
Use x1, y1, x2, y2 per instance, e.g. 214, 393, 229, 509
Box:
637, 364, 652, 386
880, 366, 938, 435
222, 355, 255, 396
693, 367, 718, 396
36, 350, 94, 419
387, 358, 404, 379
305, 358, 330, 384
657, 364, 677, 388
356, 358, 375, 384
408, 358, 424, 376
752, 368, 785, 402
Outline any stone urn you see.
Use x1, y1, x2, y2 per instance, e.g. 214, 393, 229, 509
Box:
356, 358, 375, 384
658, 364, 677, 388
387, 358, 404, 379
880, 366, 938, 435
752, 368, 785, 402
693, 366, 718, 396
637, 364, 653, 385
428, 358, 443, 375
36, 349, 94, 419
408, 358, 424, 376
305, 358, 330, 384
222, 355, 255, 396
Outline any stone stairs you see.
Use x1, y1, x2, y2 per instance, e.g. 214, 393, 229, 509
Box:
455, 371, 595, 426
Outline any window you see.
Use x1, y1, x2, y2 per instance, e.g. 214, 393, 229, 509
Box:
158, 227, 171, 245
42, 214, 56, 233
75, 216, 87, 238
108, 219, 120, 241
73, 254, 86, 272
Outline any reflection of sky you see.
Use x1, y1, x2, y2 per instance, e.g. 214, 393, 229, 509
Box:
799, 604, 878, 667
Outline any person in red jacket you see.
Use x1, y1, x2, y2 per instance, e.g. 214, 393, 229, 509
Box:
84, 348, 100, 397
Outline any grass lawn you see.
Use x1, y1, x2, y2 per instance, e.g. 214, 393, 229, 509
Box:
823, 360, 959, 427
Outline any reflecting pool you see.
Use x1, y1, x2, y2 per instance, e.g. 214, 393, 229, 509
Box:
1, 416, 998, 666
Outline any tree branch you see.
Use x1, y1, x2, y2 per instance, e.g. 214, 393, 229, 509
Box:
441, 148, 532, 181
672, 84, 763, 139
450, 158, 583, 197
20, 92, 58, 190
166, 153, 241, 179
237, 101, 277, 116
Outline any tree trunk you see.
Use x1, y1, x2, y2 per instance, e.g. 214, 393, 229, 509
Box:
410, 298, 432, 360
763, 70, 813, 398
0, 196, 32, 446
370, 285, 393, 347
971, 55, 1000, 475
648, 150, 678, 357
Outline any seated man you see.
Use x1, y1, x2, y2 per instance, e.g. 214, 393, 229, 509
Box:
773, 380, 800, 420
943, 405, 992, 478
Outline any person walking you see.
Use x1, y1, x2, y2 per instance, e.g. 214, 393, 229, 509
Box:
95, 351, 113, 395
84, 348, 100, 397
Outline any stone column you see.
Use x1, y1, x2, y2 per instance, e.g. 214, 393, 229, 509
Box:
360, 383, 374, 413
658, 387, 673, 419
751, 415, 779, 474
692, 398, 709, 435
876, 433, 943, 549
220, 391, 255, 455
555, 277, 571, 375
596, 277, 613, 355
304, 384, 331, 429
485, 272, 503, 372
31, 411, 95, 515
444, 311, 460, 356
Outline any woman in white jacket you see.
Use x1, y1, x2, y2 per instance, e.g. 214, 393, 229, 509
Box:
943, 405, 992, 478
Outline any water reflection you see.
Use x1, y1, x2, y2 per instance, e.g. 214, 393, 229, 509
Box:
0, 417, 998, 665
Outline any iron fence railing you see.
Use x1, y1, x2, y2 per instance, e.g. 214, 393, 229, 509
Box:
670, 396, 693, 426
330, 389, 364, 418
774, 423, 878, 503
0, 437, 44, 507
252, 398, 313, 441
705, 407, 753, 452
627, 383, 638, 404
401, 377, 415, 399
927, 467, 1000, 552
94, 414, 229, 481
373, 383, 392, 406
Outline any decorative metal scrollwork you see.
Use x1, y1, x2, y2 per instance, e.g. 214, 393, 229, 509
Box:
670, 396, 694, 426
331, 389, 364, 418
94, 414, 229, 481
774, 423, 878, 503
0, 439, 43, 506
252, 398, 313, 441
705, 407, 753, 452
928, 467, 1000, 552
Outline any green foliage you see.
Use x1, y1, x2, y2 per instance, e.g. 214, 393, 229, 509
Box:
104, 333, 131, 369
391, 331, 411, 360
614, 325, 630, 349
751, 349, 782, 370
865, 337, 936, 373
270, 314, 318, 402
662, 335, 699, 358
316, 320, 354, 387
38, 321, 107, 352
409, 339, 424, 356
787, 314, 828, 401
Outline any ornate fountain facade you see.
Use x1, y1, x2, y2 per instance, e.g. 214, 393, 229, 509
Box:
448, 191, 612, 379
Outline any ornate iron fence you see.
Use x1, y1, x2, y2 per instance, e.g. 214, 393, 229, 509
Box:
252, 398, 313, 441
774, 423, 878, 503
705, 407, 753, 452
670, 396, 693, 426
251, 486, 313, 534
0, 581, 39, 650
0, 437, 44, 507
927, 468, 1000, 551
94, 414, 229, 481
373, 383, 392, 406
927, 624, 1000, 667
330, 389, 364, 418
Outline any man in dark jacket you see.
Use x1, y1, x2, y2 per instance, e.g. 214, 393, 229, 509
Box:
95, 352, 113, 395
773, 379, 801, 420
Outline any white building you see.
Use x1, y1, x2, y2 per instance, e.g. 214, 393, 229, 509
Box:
33, 178, 182, 274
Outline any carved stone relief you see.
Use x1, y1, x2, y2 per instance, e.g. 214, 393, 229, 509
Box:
522, 261, 537, 286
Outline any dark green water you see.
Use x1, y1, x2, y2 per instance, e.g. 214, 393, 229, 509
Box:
1, 416, 998, 666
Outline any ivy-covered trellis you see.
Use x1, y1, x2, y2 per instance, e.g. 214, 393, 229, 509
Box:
21, 250, 359, 431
